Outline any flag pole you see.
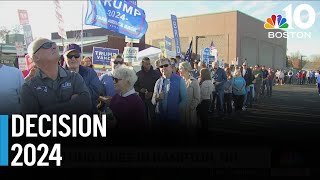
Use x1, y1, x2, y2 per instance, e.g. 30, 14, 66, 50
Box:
61, 37, 64, 47
81, 1, 84, 58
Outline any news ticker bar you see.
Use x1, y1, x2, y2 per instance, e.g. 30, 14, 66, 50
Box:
0, 115, 8, 166
60, 147, 271, 168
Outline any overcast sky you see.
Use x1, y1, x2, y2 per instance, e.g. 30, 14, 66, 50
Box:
0, 1, 319, 56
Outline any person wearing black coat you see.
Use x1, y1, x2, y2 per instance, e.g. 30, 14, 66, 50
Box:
134, 57, 161, 126
240, 61, 255, 108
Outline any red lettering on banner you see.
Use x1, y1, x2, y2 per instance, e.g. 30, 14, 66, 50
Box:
18, 10, 29, 25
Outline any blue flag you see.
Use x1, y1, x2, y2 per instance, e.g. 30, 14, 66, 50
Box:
171, 15, 181, 56
165, 36, 172, 51
185, 40, 192, 62
85, 0, 148, 39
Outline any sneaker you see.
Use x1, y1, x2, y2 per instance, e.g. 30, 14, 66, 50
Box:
242, 107, 246, 111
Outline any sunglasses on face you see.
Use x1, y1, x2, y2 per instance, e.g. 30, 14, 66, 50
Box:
67, 54, 80, 59
113, 61, 123, 65
34, 41, 55, 54
159, 64, 169, 68
112, 77, 122, 83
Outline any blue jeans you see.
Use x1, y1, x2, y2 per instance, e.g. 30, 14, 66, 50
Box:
267, 80, 273, 96
243, 86, 253, 107
216, 90, 224, 113
261, 79, 268, 96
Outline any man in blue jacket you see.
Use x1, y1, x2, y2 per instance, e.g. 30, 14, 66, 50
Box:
211, 61, 227, 115
152, 58, 187, 124
63, 43, 101, 114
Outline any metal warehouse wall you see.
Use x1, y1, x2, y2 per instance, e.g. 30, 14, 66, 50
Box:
145, 11, 287, 69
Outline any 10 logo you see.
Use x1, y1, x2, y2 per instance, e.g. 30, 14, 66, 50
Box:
265, 4, 316, 30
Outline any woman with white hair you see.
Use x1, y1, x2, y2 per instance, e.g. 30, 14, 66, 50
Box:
179, 62, 201, 128
109, 66, 147, 129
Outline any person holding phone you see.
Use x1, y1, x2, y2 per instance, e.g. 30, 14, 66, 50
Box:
152, 58, 187, 124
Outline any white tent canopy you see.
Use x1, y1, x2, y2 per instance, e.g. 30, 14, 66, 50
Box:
132, 47, 177, 72
137, 47, 176, 63
137, 47, 161, 60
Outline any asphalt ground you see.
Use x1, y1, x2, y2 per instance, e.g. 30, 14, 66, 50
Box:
207, 84, 320, 147
3, 84, 319, 177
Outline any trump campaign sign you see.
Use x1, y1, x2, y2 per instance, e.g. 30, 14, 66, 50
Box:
85, 0, 148, 39
92, 47, 119, 66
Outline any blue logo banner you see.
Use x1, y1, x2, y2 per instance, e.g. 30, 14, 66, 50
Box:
92, 47, 119, 65
165, 36, 172, 51
202, 47, 210, 65
171, 15, 181, 56
85, 0, 148, 39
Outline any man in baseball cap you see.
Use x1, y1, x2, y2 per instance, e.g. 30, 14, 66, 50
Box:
63, 43, 82, 55
63, 43, 82, 71
63, 43, 101, 114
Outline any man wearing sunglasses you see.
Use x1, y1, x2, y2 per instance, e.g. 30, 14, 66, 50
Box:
152, 58, 187, 125
98, 55, 125, 112
100, 54, 124, 97
20, 38, 92, 115
63, 43, 101, 114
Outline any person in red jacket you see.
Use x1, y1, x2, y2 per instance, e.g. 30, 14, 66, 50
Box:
296, 71, 301, 85
301, 71, 306, 84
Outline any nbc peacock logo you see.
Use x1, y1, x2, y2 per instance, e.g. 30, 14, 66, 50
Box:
264, 14, 289, 29
265, 4, 315, 39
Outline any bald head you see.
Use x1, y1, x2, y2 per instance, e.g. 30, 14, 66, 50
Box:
27, 37, 59, 66
28, 38, 52, 57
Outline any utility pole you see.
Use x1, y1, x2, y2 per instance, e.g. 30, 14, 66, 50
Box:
300, 55, 306, 70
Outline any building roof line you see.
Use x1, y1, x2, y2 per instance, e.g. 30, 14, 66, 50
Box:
150, 10, 270, 22
148, 10, 238, 23
147, 10, 277, 28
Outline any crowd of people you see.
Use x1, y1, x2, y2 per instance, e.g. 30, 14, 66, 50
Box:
271, 69, 319, 86
2, 37, 320, 143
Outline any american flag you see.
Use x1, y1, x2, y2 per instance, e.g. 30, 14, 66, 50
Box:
185, 40, 193, 62
210, 40, 215, 50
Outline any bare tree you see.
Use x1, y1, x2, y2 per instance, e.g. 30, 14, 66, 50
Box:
0, 26, 10, 43
287, 51, 309, 69
11, 25, 22, 34
310, 55, 320, 62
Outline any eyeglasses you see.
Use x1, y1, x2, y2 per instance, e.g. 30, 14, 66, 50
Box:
113, 61, 123, 65
159, 64, 169, 68
112, 77, 122, 83
34, 41, 55, 54
67, 54, 80, 59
